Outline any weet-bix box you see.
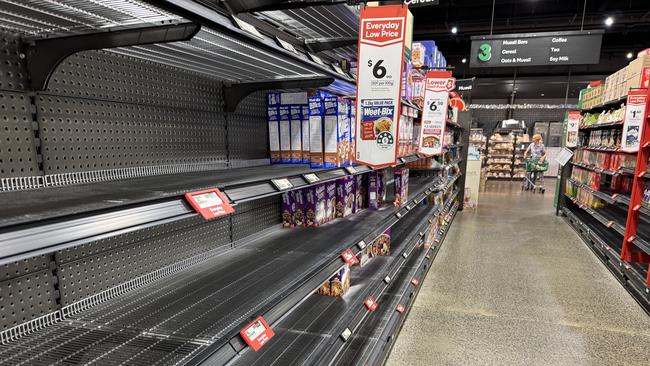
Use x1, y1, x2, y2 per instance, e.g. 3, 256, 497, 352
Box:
301, 105, 310, 164
336, 176, 354, 218
278, 105, 291, 163
309, 96, 325, 168
305, 184, 327, 227
289, 105, 302, 163
323, 96, 350, 168
349, 100, 356, 164
267, 93, 280, 164
325, 180, 337, 222
354, 173, 367, 213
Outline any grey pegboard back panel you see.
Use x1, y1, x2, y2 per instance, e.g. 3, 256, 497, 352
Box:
232, 196, 281, 241
0, 91, 40, 178
228, 91, 270, 164
46, 50, 223, 113
0, 269, 58, 331
37, 94, 227, 174
0, 31, 28, 92
1, 255, 50, 281
56, 215, 231, 305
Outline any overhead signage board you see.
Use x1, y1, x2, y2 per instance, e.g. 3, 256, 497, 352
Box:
405, 0, 440, 7
354, 5, 410, 168
621, 90, 649, 153
470, 30, 603, 68
418, 71, 455, 156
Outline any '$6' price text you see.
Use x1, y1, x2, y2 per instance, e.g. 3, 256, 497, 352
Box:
367, 59, 388, 79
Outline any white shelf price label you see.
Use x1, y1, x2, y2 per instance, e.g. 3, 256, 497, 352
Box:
332, 63, 346, 75
402, 252, 408, 258
396, 304, 405, 313
240, 316, 275, 352
406, 204, 411, 210
357, 240, 367, 250
345, 166, 358, 174
232, 17, 264, 39
303, 173, 320, 184
395, 212, 402, 218
383, 276, 391, 284
271, 178, 293, 191
340, 328, 352, 341
308, 52, 325, 65
276, 37, 297, 53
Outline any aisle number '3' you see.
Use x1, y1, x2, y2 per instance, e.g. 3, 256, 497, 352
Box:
478, 43, 491, 62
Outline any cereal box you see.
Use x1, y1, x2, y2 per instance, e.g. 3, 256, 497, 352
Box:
305, 184, 327, 227
267, 105, 280, 164
349, 100, 356, 163
394, 168, 409, 207
325, 181, 337, 222
309, 96, 325, 168
289, 105, 302, 163
301, 105, 310, 164
279, 105, 291, 163
292, 189, 306, 227
323, 96, 350, 168
336, 176, 354, 218
368, 170, 385, 210
354, 173, 367, 213
281, 192, 293, 228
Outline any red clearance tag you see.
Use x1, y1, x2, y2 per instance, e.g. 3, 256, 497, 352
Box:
341, 248, 359, 266
606, 221, 614, 228
185, 188, 234, 220
364, 296, 378, 311
396, 304, 405, 313
240, 316, 275, 352
410, 278, 419, 286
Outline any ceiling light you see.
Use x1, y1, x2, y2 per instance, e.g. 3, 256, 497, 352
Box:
604, 17, 613, 26
461, 58, 467, 63
540, 93, 545, 96
626, 52, 633, 59
451, 26, 458, 34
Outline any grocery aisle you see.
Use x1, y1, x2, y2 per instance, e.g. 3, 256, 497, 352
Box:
386, 181, 650, 366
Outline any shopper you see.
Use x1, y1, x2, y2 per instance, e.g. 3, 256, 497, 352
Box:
523, 134, 547, 190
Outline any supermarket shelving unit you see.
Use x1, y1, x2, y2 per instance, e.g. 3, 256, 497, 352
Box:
485, 129, 527, 180
0, 1, 463, 365
560, 87, 650, 312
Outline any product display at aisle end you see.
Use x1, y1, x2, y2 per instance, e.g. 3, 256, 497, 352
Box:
559, 52, 650, 310
0, 1, 464, 365
485, 127, 529, 180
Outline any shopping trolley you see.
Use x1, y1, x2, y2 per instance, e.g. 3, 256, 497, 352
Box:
522, 158, 549, 193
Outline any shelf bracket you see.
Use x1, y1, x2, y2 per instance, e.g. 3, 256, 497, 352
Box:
25, 23, 201, 91
223, 77, 334, 112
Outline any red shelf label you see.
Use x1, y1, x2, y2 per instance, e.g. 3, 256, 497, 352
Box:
396, 304, 405, 313
410, 278, 419, 286
341, 248, 359, 266
364, 296, 378, 311
240, 316, 275, 352
185, 188, 235, 220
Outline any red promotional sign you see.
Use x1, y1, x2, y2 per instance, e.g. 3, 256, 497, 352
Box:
240, 316, 275, 352
364, 296, 378, 311
341, 248, 359, 266
354, 5, 410, 168
396, 304, 405, 313
621, 89, 649, 152
185, 188, 235, 220
419, 71, 455, 156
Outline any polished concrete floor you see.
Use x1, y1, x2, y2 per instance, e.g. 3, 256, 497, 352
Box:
386, 181, 650, 366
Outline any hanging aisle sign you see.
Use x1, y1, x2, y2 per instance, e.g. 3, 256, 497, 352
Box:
565, 111, 581, 148
418, 71, 455, 156
621, 90, 649, 152
354, 5, 409, 168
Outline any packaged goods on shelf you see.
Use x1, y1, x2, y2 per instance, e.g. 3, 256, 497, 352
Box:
571, 167, 601, 190
325, 181, 337, 222
368, 170, 386, 210
306, 184, 328, 227
354, 173, 367, 213
279, 105, 292, 163
290, 105, 303, 163
268, 94, 281, 163
349, 101, 356, 163
643, 181, 650, 207
323, 96, 351, 168
359, 228, 392, 266
282, 192, 293, 228
301, 105, 310, 163
309, 96, 325, 168
610, 153, 636, 170
336, 176, 354, 218
318, 265, 351, 297
611, 175, 633, 194
394, 168, 409, 207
